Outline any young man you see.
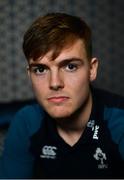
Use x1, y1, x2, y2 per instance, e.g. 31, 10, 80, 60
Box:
0, 12, 124, 178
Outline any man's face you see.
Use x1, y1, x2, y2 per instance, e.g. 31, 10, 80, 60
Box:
28, 39, 98, 119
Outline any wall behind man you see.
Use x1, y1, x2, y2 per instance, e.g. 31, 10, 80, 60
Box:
0, 0, 124, 102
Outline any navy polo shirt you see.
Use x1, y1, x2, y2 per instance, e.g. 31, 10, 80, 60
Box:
0, 87, 124, 178
30, 89, 124, 178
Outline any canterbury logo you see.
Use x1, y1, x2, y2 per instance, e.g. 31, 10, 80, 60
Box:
40, 145, 57, 159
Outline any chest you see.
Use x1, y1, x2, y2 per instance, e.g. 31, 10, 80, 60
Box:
30, 118, 123, 178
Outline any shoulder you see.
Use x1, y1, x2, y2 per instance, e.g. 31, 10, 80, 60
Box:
93, 88, 124, 124
3, 102, 45, 159
10, 102, 45, 137
93, 87, 124, 159
92, 87, 124, 109
0, 102, 45, 178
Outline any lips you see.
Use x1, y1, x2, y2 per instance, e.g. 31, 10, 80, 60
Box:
47, 96, 69, 103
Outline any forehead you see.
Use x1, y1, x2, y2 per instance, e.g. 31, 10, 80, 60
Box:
29, 39, 87, 64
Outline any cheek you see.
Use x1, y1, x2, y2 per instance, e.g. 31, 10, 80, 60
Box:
31, 78, 46, 96
65, 71, 90, 89
65, 72, 91, 104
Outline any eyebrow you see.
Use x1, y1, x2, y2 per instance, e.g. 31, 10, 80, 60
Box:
28, 58, 84, 68
28, 64, 47, 71
58, 58, 84, 67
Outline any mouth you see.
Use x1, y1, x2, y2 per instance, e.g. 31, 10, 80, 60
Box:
47, 96, 69, 103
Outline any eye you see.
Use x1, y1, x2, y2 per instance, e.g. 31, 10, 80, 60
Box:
30, 65, 48, 75
65, 63, 78, 72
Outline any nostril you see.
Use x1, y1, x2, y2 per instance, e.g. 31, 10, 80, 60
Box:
50, 85, 63, 91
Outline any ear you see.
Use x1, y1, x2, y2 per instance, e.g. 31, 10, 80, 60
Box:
89, 57, 99, 82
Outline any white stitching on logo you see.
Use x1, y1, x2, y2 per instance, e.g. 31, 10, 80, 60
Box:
40, 145, 57, 159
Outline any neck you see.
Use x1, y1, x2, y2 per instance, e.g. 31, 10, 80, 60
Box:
56, 91, 93, 146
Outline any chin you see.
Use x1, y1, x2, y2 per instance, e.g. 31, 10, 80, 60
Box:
46, 109, 72, 119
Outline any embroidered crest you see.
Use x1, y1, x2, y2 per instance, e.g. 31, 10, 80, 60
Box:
93, 147, 108, 169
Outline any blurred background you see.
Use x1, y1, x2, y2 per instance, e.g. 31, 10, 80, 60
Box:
0, 0, 124, 102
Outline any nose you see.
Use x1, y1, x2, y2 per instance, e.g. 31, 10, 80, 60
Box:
49, 70, 64, 90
